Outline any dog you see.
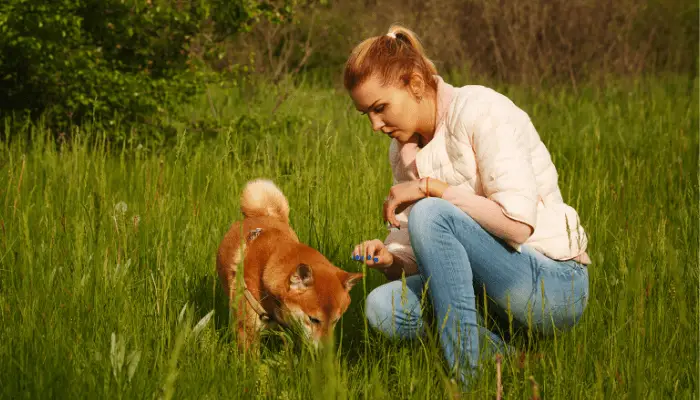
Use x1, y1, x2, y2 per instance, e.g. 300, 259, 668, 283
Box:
216, 179, 363, 350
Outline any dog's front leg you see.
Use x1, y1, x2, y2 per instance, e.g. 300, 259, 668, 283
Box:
235, 300, 264, 356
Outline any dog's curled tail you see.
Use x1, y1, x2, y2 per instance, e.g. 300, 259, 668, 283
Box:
240, 179, 290, 224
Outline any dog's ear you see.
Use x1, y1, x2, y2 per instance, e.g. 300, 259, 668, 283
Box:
341, 272, 364, 291
289, 263, 314, 291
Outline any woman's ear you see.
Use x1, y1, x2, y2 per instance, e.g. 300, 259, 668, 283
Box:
408, 72, 426, 101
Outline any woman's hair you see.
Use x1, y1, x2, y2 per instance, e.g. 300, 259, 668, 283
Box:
343, 25, 438, 93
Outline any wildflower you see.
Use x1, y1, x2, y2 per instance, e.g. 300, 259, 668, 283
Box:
114, 201, 127, 215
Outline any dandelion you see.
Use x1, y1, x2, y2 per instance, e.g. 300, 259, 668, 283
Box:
114, 201, 127, 215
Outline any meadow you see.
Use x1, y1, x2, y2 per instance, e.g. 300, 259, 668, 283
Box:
0, 73, 698, 399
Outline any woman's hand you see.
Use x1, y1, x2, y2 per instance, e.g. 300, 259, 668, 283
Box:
383, 180, 426, 228
351, 239, 394, 269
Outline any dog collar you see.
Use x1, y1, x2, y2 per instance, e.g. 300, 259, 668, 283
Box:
243, 283, 272, 323
242, 228, 272, 323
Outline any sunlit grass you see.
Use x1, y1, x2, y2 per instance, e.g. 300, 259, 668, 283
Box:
0, 74, 697, 399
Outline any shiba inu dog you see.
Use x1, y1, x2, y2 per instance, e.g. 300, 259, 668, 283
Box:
216, 179, 363, 350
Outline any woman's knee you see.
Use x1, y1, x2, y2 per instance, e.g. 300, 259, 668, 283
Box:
365, 285, 394, 332
365, 280, 424, 339
408, 197, 479, 239
408, 197, 450, 229
408, 198, 454, 248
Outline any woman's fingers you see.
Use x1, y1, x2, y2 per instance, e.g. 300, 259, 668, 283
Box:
364, 240, 382, 265
351, 240, 384, 265
373, 246, 393, 267
382, 198, 390, 223
351, 243, 364, 261
386, 201, 400, 228
351, 242, 366, 261
383, 197, 400, 229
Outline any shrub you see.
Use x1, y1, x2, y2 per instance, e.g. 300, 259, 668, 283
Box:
0, 0, 295, 136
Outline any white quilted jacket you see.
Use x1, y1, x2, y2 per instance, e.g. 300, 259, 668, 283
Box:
385, 76, 589, 268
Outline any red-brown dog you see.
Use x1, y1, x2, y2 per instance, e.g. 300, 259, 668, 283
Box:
217, 179, 363, 350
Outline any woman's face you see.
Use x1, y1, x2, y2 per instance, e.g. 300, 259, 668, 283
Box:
350, 75, 423, 144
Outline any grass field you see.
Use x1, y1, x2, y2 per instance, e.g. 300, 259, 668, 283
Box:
1, 73, 698, 399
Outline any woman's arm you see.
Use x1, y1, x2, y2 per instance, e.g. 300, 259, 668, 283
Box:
429, 179, 534, 245
440, 90, 540, 247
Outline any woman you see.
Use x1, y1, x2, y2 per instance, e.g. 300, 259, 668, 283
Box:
346, 25, 591, 384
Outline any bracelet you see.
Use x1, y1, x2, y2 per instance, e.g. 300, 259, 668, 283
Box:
421, 177, 431, 197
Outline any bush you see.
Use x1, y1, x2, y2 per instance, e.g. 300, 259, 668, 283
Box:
0, 0, 294, 136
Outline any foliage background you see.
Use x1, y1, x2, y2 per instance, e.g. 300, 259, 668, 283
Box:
0, 0, 697, 137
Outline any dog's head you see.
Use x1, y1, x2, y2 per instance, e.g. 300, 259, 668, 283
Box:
275, 263, 363, 345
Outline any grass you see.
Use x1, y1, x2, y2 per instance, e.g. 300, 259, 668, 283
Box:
0, 73, 698, 399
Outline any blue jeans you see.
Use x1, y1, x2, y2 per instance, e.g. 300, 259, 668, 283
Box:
365, 198, 589, 382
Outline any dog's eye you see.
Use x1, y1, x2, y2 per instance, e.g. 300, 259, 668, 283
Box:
308, 316, 321, 325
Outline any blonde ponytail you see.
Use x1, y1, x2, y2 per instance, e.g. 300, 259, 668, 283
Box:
386, 25, 437, 75
344, 25, 438, 92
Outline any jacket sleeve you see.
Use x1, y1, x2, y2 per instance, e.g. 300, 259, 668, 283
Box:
448, 90, 539, 237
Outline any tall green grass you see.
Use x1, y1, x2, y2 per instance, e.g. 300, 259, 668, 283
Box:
0, 74, 697, 399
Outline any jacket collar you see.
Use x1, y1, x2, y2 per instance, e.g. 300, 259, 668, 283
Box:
434, 75, 456, 131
